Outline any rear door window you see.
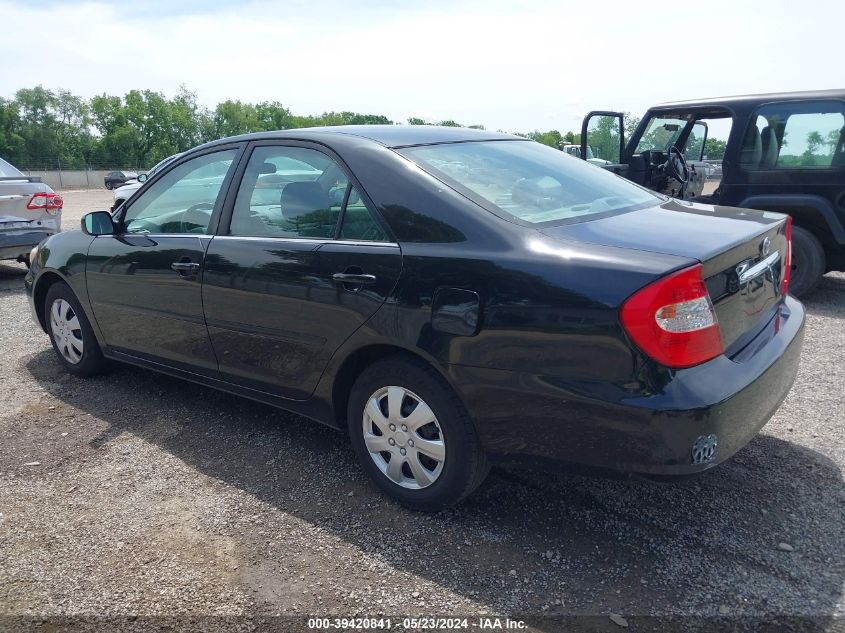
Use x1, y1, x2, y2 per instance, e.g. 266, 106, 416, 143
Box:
228, 146, 347, 239
745, 100, 845, 170
339, 186, 389, 241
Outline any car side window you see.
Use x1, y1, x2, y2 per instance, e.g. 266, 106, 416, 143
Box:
339, 185, 389, 241
744, 101, 845, 170
122, 149, 237, 234
229, 146, 349, 239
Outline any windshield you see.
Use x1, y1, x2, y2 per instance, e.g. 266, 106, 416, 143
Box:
400, 140, 659, 225
636, 116, 689, 153
0, 156, 24, 177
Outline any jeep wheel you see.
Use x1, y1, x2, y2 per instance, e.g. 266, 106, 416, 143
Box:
789, 226, 825, 297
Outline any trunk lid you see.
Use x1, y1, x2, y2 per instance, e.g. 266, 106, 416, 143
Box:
541, 199, 790, 351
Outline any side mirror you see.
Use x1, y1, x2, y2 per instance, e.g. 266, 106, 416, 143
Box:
137, 173, 148, 183
81, 211, 115, 236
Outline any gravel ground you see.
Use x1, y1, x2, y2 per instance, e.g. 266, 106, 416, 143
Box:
1, 190, 843, 629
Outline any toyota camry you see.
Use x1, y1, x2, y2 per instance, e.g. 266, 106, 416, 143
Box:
25, 126, 804, 510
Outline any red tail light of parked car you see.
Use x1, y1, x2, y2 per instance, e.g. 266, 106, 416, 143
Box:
782, 216, 793, 296
621, 263, 724, 369
27, 192, 63, 213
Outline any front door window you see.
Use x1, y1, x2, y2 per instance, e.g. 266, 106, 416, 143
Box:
121, 149, 238, 234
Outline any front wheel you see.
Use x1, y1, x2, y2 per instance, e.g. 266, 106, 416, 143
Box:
45, 282, 107, 377
789, 226, 825, 297
348, 358, 489, 511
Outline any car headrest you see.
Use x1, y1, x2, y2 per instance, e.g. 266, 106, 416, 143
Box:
739, 124, 762, 170
832, 127, 845, 167
280, 181, 330, 220
760, 126, 779, 169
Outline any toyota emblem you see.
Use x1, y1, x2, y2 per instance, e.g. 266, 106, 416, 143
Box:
760, 236, 771, 256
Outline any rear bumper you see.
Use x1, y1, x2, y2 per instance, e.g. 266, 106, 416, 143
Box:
448, 296, 805, 476
0, 230, 55, 260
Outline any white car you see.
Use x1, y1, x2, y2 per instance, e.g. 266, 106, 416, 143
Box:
112, 153, 182, 211
0, 156, 62, 264
560, 143, 612, 166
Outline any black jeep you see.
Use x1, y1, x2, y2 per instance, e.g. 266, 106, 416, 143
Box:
580, 89, 845, 296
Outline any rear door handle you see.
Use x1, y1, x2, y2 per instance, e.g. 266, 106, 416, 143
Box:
332, 272, 377, 285
171, 260, 200, 275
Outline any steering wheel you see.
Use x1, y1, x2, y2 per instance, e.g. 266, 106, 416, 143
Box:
179, 202, 214, 233
665, 145, 690, 184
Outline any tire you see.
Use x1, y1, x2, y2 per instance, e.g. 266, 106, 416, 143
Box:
348, 357, 489, 511
105, 182, 112, 190
789, 225, 825, 297
44, 282, 107, 377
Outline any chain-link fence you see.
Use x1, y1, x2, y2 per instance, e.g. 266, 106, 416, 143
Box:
12, 160, 152, 191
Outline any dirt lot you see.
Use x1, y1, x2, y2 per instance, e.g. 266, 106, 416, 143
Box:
1, 190, 843, 629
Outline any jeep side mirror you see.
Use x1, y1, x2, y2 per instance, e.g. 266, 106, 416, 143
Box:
581, 111, 625, 165
137, 173, 148, 183
81, 211, 115, 236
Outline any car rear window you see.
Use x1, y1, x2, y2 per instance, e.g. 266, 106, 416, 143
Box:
400, 140, 660, 225
0, 157, 24, 177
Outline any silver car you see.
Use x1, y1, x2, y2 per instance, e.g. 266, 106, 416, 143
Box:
0, 157, 62, 265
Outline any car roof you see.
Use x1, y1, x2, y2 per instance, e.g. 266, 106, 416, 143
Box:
652, 89, 845, 110
197, 125, 520, 151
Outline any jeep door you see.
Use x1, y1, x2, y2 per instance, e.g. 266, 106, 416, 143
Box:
580, 111, 628, 176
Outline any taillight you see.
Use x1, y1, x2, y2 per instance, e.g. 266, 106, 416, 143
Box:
621, 263, 724, 369
781, 216, 792, 296
26, 192, 63, 214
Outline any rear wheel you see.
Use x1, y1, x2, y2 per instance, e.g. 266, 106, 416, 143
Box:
348, 357, 489, 511
789, 225, 825, 297
45, 282, 107, 377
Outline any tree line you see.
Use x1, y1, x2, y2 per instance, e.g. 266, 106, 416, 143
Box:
0, 86, 395, 169
0, 85, 588, 170
0, 85, 729, 171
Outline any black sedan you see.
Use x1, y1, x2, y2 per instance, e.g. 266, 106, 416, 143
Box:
25, 126, 804, 510
103, 170, 138, 190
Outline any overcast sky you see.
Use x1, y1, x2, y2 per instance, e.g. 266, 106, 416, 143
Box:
1, 0, 842, 134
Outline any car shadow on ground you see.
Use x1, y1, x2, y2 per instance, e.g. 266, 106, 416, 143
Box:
801, 272, 845, 319
23, 347, 844, 627
0, 261, 27, 286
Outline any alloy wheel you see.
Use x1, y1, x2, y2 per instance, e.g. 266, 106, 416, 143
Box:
362, 386, 446, 489
50, 298, 84, 364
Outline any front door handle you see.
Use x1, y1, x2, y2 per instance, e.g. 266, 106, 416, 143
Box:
332, 272, 377, 285
171, 259, 200, 275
